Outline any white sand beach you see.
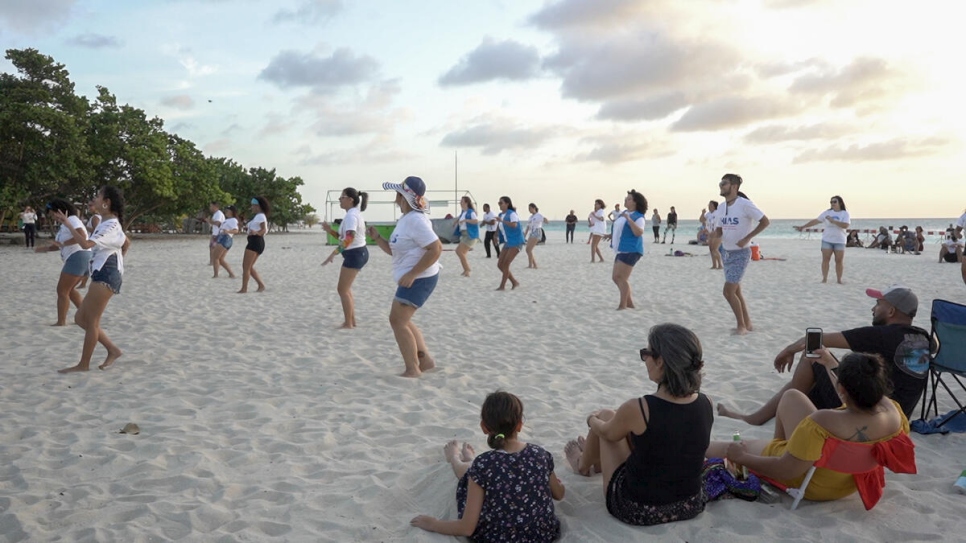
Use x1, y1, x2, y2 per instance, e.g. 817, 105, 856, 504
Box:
1, 232, 964, 542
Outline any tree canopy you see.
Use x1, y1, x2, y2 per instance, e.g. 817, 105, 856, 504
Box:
0, 48, 314, 231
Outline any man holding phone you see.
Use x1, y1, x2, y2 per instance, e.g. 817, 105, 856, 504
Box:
717, 285, 931, 424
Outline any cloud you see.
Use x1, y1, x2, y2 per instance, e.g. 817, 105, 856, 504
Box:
440, 118, 560, 155
789, 57, 903, 109
743, 122, 853, 143
169, 121, 195, 133
793, 137, 951, 163
273, 0, 342, 25
672, 96, 799, 131
0, 0, 75, 32
221, 123, 243, 138
577, 134, 674, 164
596, 93, 689, 122
259, 48, 379, 89
298, 136, 415, 165
529, 0, 651, 29
438, 37, 541, 86
66, 33, 121, 49
295, 79, 409, 137
160, 95, 194, 110
257, 114, 292, 138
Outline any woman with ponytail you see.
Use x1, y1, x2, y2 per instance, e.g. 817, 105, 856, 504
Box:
411, 391, 564, 542
51, 186, 129, 372
322, 187, 369, 328
707, 351, 914, 505
565, 323, 712, 526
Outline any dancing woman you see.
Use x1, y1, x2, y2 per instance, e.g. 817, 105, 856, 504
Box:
239, 196, 270, 293
36, 198, 92, 326
495, 196, 524, 290
524, 203, 544, 269
453, 196, 480, 276
212, 205, 239, 279
611, 190, 647, 310
589, 199, 607, 262
794, 196, 851, 284
322, 188, 370, 328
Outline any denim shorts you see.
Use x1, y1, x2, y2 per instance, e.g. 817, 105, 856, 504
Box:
394, 273, 439, 308
723, 248, 751, 284
528, 228, 543, 240
91, 254, 122, 294
342, 246, 369, 270
821, 241, 845, 251
217, 234, 233, 250
246, 235, 265, 255
615, 252, 642, 267
62, 251, 92, 277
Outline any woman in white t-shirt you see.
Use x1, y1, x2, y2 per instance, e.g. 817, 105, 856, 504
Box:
52, 186, 129, 373
368, 176, 442, 378
704, 201, 722, 270
524, 203, 545, 269
20, 206, 38, 248
794, 195, 851, 284
36, 199, 93, 326
589, 199, 607, 263
212, 205, 239, 279
78, 202, 102, 289
322, 188, 370, 329
239, 196, 270, 293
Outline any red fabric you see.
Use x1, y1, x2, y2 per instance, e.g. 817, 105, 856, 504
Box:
817, 434, 917, 510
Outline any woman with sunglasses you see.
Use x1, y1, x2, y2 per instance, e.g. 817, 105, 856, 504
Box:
322, 188, 369, 328
239, 196, 270, 293
564, 323, 712, 526
36, 199, 92, 326
794, 196, 851, 284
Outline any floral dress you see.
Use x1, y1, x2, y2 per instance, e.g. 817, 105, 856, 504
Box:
456, 443, 560, 543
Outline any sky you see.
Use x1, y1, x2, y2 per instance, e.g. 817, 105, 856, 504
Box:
1, 0, 964, 222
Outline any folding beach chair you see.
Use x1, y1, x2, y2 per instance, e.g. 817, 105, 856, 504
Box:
919, 299, 966, 427
756, 433, 917, 510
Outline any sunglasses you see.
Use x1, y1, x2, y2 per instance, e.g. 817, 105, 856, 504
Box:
640, 348, 657, 361
718, 181, 730, 187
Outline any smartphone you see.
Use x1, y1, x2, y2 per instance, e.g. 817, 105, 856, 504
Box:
805, 328, 823, 358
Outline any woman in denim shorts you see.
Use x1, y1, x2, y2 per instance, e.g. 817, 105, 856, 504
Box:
36, 198, 93, 326
369, 176, 442, 378
212, 205, 239, 279
793, 196, 851, 284
322, 188, 370, 329
51, 186, 129, 373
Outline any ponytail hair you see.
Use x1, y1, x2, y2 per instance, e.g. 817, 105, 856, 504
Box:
253, 195, 271, 216
343, 187, 368, 212
100, 186, 125, 226
480, 391, 524, 451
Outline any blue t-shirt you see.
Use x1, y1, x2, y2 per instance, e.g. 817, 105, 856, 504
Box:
503, 210, 525, 248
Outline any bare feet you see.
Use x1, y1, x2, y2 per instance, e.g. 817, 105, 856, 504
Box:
460, 442, 475, 462
256, 286, 266, 292
495, 286, 506, 291
734, 327, 749, 335
99, 348, 122, 370
716, 402, 746, 421
461, 271, 471, 277
50, 322, 67, 327
228, 274, 236, 279
400, 369, 422, 378
338, 322, 355, 329
236, 289, 247, 294
565, 439, 593, 476
58, 364, 89, 373
418, 351, 436, 372
510, 280, 520, 290
444, 440, 461, 464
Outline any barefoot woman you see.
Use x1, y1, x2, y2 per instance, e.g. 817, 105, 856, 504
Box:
239, 196, 269, 293
495, 196, 524, 290
36, 198, 92, 326
322, 188, 369, 328
368, 177, 442, 377
53, 186, 130, 373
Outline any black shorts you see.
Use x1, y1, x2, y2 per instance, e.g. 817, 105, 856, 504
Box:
944, 252, 959, 263
246, 235, 265, 255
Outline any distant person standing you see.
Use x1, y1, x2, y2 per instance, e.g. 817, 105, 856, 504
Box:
704, 201, 722, 270
205, 202, 225, 266
524, 203, 544, 269
238, 197, 270, 294
453, 196, 480, 277
794, 196, 851, 284
565, 210, 578, 243
481, 203, 500, 259
322, 188, 369, 328
650, 209, 661, 243
611, 191, 648, 310
20, 206, 37, 248
662, 206, 677, 244
589, 199, 607, 262
715, 174, 770, 335
495, 196, 524, 290
608, 203, 622, 236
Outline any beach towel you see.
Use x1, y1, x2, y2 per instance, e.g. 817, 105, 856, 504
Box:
911, 411, 966, 435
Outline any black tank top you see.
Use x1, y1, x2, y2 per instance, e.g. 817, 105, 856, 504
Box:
623, 393, 714, 505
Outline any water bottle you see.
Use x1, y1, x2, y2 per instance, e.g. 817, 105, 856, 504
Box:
733, 432, 748, 480
955, 470, 966, 494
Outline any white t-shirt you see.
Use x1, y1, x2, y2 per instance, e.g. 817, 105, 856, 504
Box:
611, 213, 647, 252
220, 217, 239, 238
389, 211, 441, 282
528, 213, 544, 233
458, 210, 471, 232
704, 208, 718, 233
21, 212, 37, 224
247, 213, 267, 235
483, 211, 498, 232
86, 214, 101, 231
817, 209, 850, 244
590, 209, 607, 235
500, 210, 520, 240
56, 215, 90, 262
340, 207, 367, 250
944, 238, 965, 250
210, 210, 225, 236
718, 197, 766, 251
651, 214, 661, 227
90, 218, 127, 273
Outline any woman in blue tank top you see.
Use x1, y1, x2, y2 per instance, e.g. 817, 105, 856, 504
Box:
610, 190, 648, 310
564, 323, 712, 526
495, 196, 524, 290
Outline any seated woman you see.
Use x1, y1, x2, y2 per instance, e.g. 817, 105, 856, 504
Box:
867, 227, 892, 250
706, 350, 915, 506
564, 323, 712, 526
845, 229, 863, 248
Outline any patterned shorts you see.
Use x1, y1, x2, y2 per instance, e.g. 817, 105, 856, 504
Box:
606, 462, 706, 526
722, 247, 751, 284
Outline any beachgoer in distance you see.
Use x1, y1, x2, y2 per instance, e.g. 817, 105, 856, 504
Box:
662, 206, 677, 244
564, 323, 712, 526
411, 391, 565, 541
794, 195, 851, 283
954, 210, 966, 284
453, 196, 479, 277
717, 285, 930, 423
212, 205, 239, 279
495, 196, 524, 290
611, 190, 647, 310
480, 203, 500, 259
205, 202, 225, 266
20, 206, 37, 248
846, 229, 863, 248
238, 196, 270, 294
52, 186, 129, 373
524, 203, 544, 269
715, 173, 770, 335
704, 201, 723, 269
939, 232, 964, 263
650, 208, 661, 243
565, 209, 578, 243
589, 199, 607, 262
914, 226, 925, 253
707, 351, 915, 505
368, 176, 442, 377
867, 226, 892, 250
35, 199, 92, 326
322, 188, 369, 328
608, 203, 621, 236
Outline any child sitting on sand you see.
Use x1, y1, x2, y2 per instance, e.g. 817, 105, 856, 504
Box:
411, 391, 565, 542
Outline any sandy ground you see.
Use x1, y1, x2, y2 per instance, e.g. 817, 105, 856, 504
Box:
1, 231, 964, 542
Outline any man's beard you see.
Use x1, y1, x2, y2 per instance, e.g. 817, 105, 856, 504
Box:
872, 313, 886, 326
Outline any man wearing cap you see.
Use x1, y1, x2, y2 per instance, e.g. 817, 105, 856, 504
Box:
717, 285, 931, 424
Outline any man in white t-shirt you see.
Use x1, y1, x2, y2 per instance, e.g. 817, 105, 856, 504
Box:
714, 173, 770, 335
205, 202, 225, 266
481, 203, 500, 258
939, 232, 964, 263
